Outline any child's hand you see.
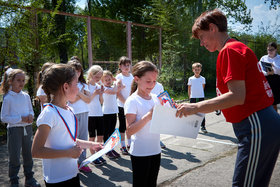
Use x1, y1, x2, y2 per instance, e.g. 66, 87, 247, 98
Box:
100, 85, 104, 93
21, 116, 29, 123
90, 142, 103, 152
69, 145, 83, 158
145, 108, 154, 121
27, 114, 34, 123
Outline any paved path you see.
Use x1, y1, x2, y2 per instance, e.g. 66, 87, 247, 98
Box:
0, 111, 279, 187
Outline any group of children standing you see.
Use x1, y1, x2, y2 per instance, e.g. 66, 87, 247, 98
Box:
1, 55, 209, 186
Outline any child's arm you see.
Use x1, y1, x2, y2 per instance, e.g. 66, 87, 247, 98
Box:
37, 95, 48, 106
188, 85, 191, 99
27, 95, 34, 123
116, 80, 126, 104
76, 139, 102, 152
32, 125, 83, 159
126, 109, 153, 136
77, 89, 91, 103
99, 91, 104, 104
104, 84, 118, 95
1, 98, 22, 124
117, 92, 126, 104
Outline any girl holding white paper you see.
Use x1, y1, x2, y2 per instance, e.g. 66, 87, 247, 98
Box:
32, 64, 102, 186
124, 61, 161, 187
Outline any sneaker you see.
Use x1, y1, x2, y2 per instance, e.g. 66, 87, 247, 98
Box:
120, 146, 129, 155
79, 165, 92, 173
25, 178, 40, 187
106, 151, 116, 159
160, 141, 166, 149
99, 156, 107, 164
92, 158, 103, 166
111, 150, 121, 158
215, 110, 221, 115
201, 126, 208, 133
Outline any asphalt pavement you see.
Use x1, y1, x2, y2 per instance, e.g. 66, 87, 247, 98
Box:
0, 111, 279, 187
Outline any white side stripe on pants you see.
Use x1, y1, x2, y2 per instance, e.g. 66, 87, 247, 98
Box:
245, 113, 262, 187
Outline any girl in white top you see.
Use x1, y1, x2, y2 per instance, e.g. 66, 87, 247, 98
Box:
124, 61, 161, 187
1, 68, 39, 186
87, 65, 106, 165
116, 56, 134, 155
101, 70, 123, 159
259, 42, 280, 111
32, 64, 102, 186
36, 62, 54, 111
67, 59, 92, 172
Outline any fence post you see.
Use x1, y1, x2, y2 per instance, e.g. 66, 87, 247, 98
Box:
127, 21, 132, 61
159, 28, 162, 70
87, 16, 93, 67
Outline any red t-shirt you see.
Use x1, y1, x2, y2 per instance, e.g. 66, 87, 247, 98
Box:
216, 39, 273, 123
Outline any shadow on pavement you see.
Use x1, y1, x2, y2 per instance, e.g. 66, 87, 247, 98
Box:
80, 158, 132, 186
162, 148, 201, 163
198, 131, 238, 144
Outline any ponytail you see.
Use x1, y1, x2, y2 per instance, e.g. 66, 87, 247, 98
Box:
130, 80, 137, 95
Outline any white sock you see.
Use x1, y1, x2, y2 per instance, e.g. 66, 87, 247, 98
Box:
121, 141, 126, 147
127, 139, 131, 146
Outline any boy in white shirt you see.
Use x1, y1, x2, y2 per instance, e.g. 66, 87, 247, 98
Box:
188, 62, 207, 133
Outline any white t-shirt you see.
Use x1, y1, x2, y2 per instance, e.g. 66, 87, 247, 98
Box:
151, 82, 164, 96
1, 90, 34, 128
36, 85, 46, 111
88, 84, 103, 117
36, 104, 78, 183
124, 93, 161, 156
68, 82, 89, 114
116, 73, 134, 107
102, 86, 119, 114
188, 75, 206, 98
36, 85, 46, 96
259, 54, 280, 76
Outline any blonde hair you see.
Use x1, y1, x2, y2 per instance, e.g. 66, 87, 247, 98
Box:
192, 62, 202, 69
87, 65, 103, 83
102, 70, 114, 79
1, 69, 26, 95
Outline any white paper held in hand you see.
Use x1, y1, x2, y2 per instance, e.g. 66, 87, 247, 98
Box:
150, 104, 204, 139
79, 128, 121, 169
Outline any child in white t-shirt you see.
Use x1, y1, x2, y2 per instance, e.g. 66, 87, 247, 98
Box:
32, 64, 102, 186
124, 61, 161, 187
1, 68, 40, 187
102, 70, 123, 159
116, 56, 134, 155
36, 62, 54, 111
87, 65, 106, 165
187, 62, 207, 133
67, 59, 92, 172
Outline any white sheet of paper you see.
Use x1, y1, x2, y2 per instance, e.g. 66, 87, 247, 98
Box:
150, 104, 204, 139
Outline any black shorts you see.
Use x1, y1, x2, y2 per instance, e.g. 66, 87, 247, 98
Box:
88, 116, 104, 137
266, 74, 280, 105
45, 174, 80, 186
118, 107, 126, 133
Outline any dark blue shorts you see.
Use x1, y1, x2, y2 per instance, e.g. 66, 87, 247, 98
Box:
232, 106, 280, 187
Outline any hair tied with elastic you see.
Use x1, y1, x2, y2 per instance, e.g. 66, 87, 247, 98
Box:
5, 68, 13, 75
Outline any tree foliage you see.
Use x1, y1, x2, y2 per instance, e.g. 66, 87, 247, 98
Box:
0, 0, 278, 99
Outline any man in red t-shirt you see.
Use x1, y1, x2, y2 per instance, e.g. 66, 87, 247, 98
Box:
176, 9, 280, 187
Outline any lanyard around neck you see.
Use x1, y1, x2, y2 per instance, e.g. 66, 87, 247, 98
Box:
43, 103, 78, 142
